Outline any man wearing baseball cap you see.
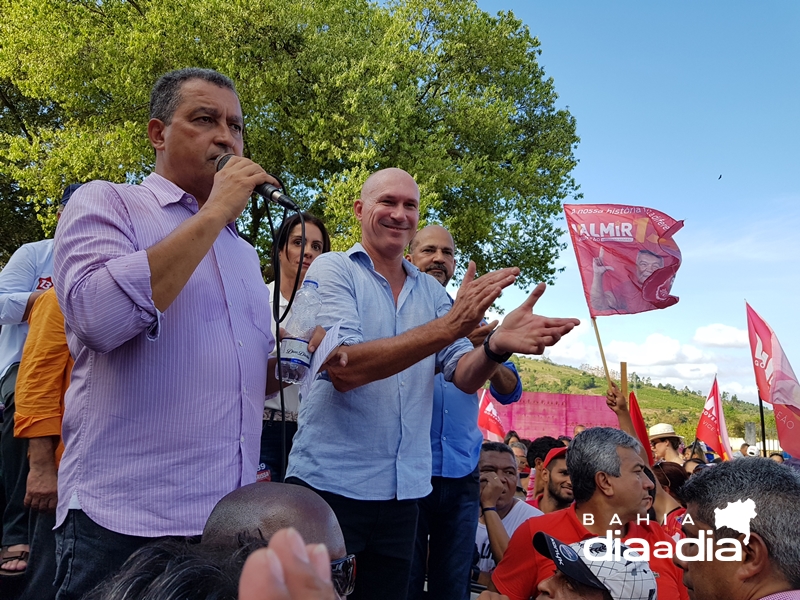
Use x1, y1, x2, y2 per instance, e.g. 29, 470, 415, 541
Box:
534, 532, 657, 600
529, 446, 573, 514
490, 427, 687, 600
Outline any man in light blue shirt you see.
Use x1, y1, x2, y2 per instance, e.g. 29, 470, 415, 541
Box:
286, 167, 579, 600
405, 225, 522, 600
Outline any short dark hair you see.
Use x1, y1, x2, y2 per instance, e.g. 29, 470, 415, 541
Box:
83, 535, 266, 600
503, 430, 520, 445
653, 461, 688, 495
527, 436, 563, 467
567, 427, 641, 504
481, 441, 515, 458
270, 212, 331, 273
150, 68, 236, 124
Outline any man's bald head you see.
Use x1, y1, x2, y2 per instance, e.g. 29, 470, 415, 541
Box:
406, 224, 456, 286
354, 167, 420, 261
201, 483, 346, 559
360, 167, 419, 203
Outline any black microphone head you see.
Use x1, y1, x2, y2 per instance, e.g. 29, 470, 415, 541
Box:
215, 154, 235, 172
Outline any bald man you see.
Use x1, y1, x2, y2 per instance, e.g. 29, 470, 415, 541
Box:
406, 225, 522, 600
286, 168, 579, 599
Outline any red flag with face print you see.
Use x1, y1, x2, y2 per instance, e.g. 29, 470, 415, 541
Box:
564, 204, 684, 317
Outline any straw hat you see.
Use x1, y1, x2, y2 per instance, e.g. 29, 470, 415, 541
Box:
648, 423, 684, 442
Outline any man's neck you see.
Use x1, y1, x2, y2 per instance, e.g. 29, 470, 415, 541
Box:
540, 493, 570, 515
360, 240, 406, 290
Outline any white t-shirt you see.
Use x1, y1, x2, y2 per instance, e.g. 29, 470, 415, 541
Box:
475, 499, 543, 572
264, 281, 301, 414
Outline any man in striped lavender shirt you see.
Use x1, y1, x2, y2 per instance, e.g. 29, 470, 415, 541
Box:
51, 68, 294, 600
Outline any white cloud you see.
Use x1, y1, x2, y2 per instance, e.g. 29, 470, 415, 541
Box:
693, 324, 749, 348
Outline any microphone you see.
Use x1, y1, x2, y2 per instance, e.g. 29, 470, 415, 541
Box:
215, 154, 298, 211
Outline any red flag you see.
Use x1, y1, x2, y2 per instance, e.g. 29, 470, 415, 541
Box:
564, 204, 683, 317
695, 377, 733, 461
746, 304, 800, 457
628, 391, 655, 466
478, 390, 506, 442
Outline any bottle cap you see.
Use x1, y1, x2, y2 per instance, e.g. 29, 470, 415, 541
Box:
304, 279, 319, 288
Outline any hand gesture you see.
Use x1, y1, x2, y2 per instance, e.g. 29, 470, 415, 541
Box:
239, 528, 337, 600
480, 472, 505, 509
308, 326, 348, 372
445, 262, 519, 339
605, 381, 629, 414
593, 248, 614, 275
467, 320, 499, 348
488, 284, 580, 356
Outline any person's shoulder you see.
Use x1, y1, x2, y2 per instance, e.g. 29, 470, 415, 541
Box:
510, 499, 544, 520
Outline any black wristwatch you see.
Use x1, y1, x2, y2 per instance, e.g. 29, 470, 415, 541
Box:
483, 329, 512, 363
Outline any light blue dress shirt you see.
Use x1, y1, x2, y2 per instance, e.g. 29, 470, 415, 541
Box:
287, 244, 474, 501
431, 360, 522, 479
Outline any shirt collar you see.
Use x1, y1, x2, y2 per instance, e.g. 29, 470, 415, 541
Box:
141, 173, 239, 237
346, 242, 419, 279
141, 173, 194, 207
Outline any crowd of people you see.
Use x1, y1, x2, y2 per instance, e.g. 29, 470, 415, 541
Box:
1, 67, 798, 600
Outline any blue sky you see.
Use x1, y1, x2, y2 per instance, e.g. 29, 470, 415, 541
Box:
469, 1, 800, 403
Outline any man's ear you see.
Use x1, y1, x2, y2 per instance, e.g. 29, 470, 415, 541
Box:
540, 467, 550, 486
148, 118, 166, 151
353, 198, 363, 221
595, 471, 614, 497
736, 532, 777, 584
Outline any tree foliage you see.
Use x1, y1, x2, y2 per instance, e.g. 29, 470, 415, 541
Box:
0, 0, 579, 284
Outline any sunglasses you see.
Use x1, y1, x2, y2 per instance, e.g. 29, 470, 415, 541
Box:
331, 553, 356, 596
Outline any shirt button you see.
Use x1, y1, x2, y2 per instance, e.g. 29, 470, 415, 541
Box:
228, 301, 232, 307
243, 386, 248, 393
401, 381, 405, 387
238, 340, 243, 347
445, 410, 449, 414
240, 436, 245, 443
442, 436, 447, 441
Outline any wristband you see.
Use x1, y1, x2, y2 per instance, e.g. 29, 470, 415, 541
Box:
481, 506, 497, 514
483, 330, 512, 363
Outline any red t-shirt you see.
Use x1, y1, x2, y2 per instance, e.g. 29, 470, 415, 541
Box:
492, 505, 689, 600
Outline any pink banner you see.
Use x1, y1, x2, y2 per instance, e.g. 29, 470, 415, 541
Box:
564, 204, 683, 317
486, 391, 619, 439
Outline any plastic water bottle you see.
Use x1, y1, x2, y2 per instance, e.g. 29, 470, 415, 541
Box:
277, 280, 322, 384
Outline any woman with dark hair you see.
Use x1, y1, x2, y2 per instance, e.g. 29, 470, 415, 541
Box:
504, 430, 521, 446
653, 461, 689, 504
260, 213, 330, 483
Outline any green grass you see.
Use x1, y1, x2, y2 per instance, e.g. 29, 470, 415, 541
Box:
510, 355, 776, 441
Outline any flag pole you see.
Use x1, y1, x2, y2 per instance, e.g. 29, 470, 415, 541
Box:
758, 395, 768, 458
620, 362, 628, 398
591, 317, 613, 389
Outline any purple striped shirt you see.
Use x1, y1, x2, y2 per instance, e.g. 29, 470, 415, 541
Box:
53, 174, 274, 536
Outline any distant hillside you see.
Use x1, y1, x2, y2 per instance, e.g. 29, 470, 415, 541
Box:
509, 356, 776, 442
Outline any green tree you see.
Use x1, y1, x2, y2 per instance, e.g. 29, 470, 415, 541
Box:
0, 0, 579, 283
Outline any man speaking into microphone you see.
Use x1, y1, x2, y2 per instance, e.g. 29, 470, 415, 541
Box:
51, 68, 316, 599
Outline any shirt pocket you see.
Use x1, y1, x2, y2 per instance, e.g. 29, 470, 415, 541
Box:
242, 278, 275, 342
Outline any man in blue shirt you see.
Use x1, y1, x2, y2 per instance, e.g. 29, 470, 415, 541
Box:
406, 225, 522, 600
286, 168, 579, 600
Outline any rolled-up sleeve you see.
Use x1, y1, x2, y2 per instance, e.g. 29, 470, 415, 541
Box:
306, 253, 363, 347
53, 181, 160, 353
491, 361, 523, 405
0, 244, 39, 325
